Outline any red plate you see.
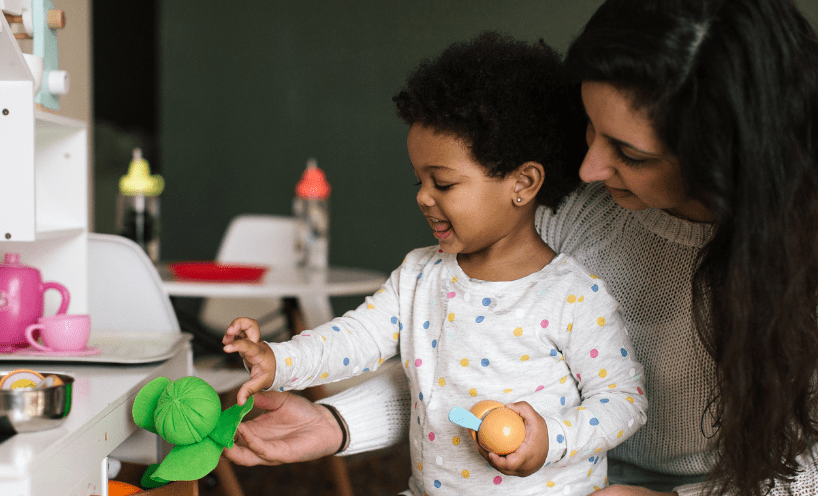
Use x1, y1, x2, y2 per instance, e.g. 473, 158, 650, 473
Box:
167, 262, 269, 282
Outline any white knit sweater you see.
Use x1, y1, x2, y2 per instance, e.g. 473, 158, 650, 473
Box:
319, 182, 818, 495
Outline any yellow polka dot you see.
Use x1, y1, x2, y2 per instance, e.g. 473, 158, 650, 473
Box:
608, 383, 617, 389
567, 323, 573, 332
588, 468, 593, 477
348, 329, 352, 334
567, 295, 577, 303
439, 377, 446, 386
594, 487, 601, 491
617, 430, 624, 438
321, 336, 327, 341
579, 296, 585, 302
452, 436, 460, 445
520, 355, 530, 361
461, 358, 469, 367
461, 470, 469, 478
577, 406, 586, 411
378, 358, 384, 365
285, 357, 293, 367
513, 327, 523, 337
626, 396, 634, 403
367, 303, 375, 309
503, 388, 512, 393
469, 388, 477, 397
405, 360, 409, 368
392, 332, 399, 340
599, 369, 607, 378
595, 447, 602, 453
569, 449, 577, 457
452, 276, 458, 283
560, 376, 568, 384
546, 481, 556, 488
321, 372, 329, 379
597, 317, 606, 326
418, 462, 423, 470
377, 288, 385, 293
563, 420, 572, 427
448, 313, 455, 322
590, 274, 598, 279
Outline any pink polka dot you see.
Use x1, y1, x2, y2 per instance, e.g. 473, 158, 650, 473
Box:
493, 476, 502, 485
577, 374, 582, 381
447, 292, 456, 298
302, 334, 311, 337
438, 249, 443, 253
291, 378, 298, 382
429, 432, 435, 441
590, 349, 598, 358
535, 385, 544, 392
540, 320, 549, 328
415, 358, 423, 367
637, 387, 644, 395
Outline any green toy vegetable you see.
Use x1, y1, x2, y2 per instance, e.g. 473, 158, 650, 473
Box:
132, 376, 254, 486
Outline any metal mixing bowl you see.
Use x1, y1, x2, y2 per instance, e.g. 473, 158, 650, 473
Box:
0, 372, 74, 433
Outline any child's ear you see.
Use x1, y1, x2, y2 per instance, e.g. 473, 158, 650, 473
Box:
512, 162, 545, 206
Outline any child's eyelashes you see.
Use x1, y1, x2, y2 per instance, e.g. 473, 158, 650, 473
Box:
413, 180, 454, 191
414, 180, 422, 187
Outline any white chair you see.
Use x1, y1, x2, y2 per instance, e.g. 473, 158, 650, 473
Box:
88, 233, 247, 496
197, 214, 300, 343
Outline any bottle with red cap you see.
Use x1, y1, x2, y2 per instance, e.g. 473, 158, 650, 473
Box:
293, 158, 331, 268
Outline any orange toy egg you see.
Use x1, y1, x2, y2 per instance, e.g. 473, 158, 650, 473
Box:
468, 400, 525, 455
108, 480, 143, 495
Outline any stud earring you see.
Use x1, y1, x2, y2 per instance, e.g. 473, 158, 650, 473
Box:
516, 197, 522, 203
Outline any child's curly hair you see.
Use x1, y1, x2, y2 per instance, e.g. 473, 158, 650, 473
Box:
394, 31, 586, 211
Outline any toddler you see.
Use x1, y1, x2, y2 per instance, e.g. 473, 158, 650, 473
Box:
224, 32, 647, 496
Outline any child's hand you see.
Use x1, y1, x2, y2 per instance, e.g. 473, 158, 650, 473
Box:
473, 401, 548, 477
223, 318, 277, 406
223, 317, 262, 346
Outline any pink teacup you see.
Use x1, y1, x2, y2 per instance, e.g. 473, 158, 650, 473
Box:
25, 314, 91, 352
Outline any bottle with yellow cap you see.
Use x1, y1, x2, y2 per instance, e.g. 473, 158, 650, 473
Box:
116, 148, 164, 264
293, 158, 331, 269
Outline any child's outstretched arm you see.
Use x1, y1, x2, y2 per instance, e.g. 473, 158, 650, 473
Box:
223, 317, 277, 405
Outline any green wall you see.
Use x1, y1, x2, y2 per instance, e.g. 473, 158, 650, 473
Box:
156, 0, 818, 314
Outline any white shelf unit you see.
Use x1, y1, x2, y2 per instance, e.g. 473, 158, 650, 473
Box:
0, 15, 89, 316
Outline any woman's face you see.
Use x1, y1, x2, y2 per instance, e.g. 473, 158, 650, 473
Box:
580, 81, 712, 221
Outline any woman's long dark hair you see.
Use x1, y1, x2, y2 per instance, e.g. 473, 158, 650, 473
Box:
566, 1, 818, 495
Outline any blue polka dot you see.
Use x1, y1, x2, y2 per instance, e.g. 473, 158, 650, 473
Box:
589, 456, 595, 463
343, 358, 349, 366
595, 456, 600, 464
590, 418, 600, 426
476, 316, 485, 323
591, 284, 599, 292
390, 316, 398, 324
279, 387, 284, 392
431, 340, 437, 348
560, 396, 566, 406
621, 348, 628, 357
399, 323, 403, 330
600, 398, 610, 403
332, 326, 340, 332
481, 358, 490, 367
434, 480, 441, 488
550, 349, 558, 356
419, 392, 423, 401
482, 298, 492, 306
556, 434, 564, 443
423, 321, 430, 329
418, 273, 423, 280
363, 368, 370, 372
435, 259, 442, 265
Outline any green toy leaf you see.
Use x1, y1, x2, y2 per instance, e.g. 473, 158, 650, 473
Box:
209, 395, 255, 449
140, 463, 169, 488
152, 437, 223, 482
132, 377, 172, 434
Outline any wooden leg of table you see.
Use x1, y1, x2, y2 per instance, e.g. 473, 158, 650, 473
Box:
214, 455, 245, 496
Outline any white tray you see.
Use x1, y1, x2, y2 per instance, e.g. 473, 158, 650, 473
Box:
0, 332, 192, 364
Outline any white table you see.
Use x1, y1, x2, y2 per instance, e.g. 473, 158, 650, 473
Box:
0, 337, 192, 496
161, 265, 388, 329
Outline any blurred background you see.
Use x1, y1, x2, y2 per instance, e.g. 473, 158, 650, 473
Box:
91, 0, 818, 318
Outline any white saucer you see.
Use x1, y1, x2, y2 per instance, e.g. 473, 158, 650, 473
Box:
12, 347, 102, 357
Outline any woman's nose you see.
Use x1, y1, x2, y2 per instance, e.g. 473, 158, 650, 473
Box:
578, 146, 615, 183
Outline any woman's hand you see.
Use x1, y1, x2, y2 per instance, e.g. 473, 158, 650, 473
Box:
223, 389, 343, 466
473, 401, 549, 477
592, 486, 676, 496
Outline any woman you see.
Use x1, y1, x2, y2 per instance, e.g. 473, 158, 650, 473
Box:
224, 1, 818, 495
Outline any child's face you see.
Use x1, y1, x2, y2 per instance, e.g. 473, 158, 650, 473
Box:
408, 124, 519, 256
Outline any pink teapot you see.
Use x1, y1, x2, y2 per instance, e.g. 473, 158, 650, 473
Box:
0, 253, 70, 346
